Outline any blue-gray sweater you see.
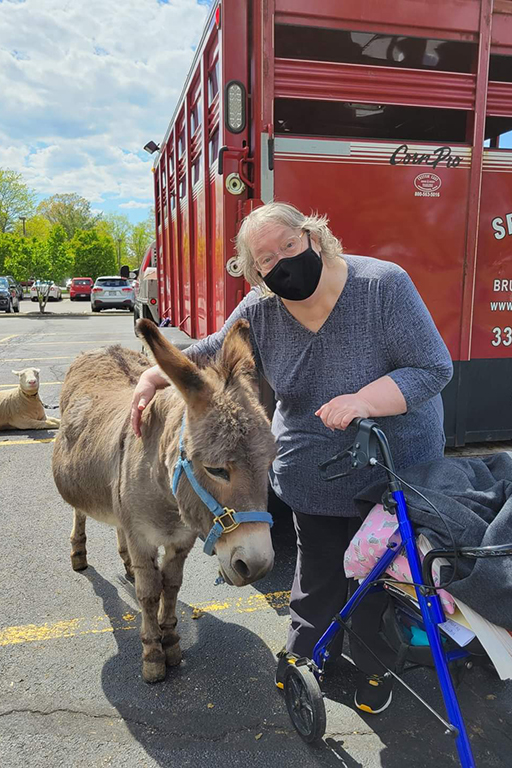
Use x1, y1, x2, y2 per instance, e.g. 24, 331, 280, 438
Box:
187, 255, 453, 516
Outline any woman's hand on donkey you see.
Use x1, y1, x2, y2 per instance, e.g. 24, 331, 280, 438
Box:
315, 393, 372, 431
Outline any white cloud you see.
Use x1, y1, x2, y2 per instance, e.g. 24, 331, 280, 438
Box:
0, 0, 211, 214
119, 200, 152, 209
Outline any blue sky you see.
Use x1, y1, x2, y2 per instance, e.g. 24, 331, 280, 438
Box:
0, 0, 214, 224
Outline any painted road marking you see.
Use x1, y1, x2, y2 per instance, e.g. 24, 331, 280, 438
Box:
21, 341, 110, 345
0, 334, 19, 344
1, 356, 74, 362
0, 591, 291, 647
0, 437, 56, 446
0, 381, 63, 388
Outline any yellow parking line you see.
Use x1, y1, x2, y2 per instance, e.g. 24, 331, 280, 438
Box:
0, 437, 56, 446
22, 341, 108, 345
0, 334, 19, 344
0, 591, 291, 647
38, 332, 136, 337
1, 356, 74, 362
0, 381, 63, 388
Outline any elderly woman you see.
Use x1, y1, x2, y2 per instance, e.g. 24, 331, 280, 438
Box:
131, 202, 453, 714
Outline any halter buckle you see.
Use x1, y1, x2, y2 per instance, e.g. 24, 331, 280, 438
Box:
214, 508, 240, 534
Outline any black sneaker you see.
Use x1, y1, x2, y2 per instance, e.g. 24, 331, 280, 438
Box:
275, 648, 299, 690
354, 673, 393, 714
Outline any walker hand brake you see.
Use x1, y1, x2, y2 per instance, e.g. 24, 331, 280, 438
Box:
318, 448, 355, 481
319, 418, 380, 481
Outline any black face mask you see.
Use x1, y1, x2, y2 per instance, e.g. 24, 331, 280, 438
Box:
261, 233, 323, 301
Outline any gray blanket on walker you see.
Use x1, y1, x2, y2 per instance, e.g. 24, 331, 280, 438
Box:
354, 453, 512, 629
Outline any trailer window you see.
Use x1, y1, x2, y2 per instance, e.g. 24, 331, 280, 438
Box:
208, 60, 219, 104
192, 158, 201, 185
489, 55, 512, 83
485, 117, 512, 147
275, 25, 475, 73
275, 98, 467, 143
209, 129, 219, 164
191, 98, 202, 134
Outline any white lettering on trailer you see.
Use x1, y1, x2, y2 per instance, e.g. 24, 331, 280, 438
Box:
492, 327, 512, 346
493, 280, 511, 292
492, 213, 512, 240
490, 301, 512, 310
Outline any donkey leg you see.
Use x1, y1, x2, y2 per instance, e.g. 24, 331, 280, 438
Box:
127, 537, 166, 683
158, 539, 194, 667
70, 508, 88, 571
116, 527, 134, 580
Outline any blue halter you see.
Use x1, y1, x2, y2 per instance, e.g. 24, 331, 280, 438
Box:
171, 415, 273, 556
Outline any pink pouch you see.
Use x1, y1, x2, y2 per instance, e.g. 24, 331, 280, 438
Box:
344, 504, 455, 615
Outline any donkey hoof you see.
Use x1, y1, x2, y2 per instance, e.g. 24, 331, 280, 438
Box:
142, 659, 167, 683
71, 553, 88, 571
164, 642, 182, 667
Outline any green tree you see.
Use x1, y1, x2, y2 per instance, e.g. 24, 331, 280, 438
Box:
70, 229, 116, 281
47, 225, 73, 284
97, 213, 133, 270
13, 214, 52, 240
0, 169, 37, 233
5, 237, 51, 282
37, 193, 102, 239
5, 237, 53, 312
129, 214, 155, 267
0, 232, 19, 274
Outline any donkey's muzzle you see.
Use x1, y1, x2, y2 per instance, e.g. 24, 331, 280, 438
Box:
230, 545, 274, 584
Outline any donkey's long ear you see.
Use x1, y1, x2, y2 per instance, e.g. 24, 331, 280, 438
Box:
137, 319, 211, 409
221, 319, 256, 383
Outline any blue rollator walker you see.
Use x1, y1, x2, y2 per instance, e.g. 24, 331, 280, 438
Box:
283, 418, 512, 767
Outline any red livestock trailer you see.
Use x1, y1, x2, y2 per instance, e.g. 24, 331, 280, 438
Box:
150, 0, 512, 446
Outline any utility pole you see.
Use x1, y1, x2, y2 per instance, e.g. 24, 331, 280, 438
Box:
116, 237, 122, 273
117, 237, 123, 273
19, 216, 27, 236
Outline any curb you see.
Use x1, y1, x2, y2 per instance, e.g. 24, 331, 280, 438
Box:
2, 311, 134, 318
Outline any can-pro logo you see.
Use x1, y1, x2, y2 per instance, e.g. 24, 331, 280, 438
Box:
414, 173, 442, 197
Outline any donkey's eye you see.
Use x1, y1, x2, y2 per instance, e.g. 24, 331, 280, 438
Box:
204, 467, 230, 481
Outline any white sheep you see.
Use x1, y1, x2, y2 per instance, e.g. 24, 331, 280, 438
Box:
0, 368, 60, 430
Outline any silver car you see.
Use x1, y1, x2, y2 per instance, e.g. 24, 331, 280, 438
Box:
91, 276, 134, 312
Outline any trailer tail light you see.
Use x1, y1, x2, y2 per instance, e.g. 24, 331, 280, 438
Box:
150, 298, 157, 305
215, 6, 221, 29
225, 81, 246, 133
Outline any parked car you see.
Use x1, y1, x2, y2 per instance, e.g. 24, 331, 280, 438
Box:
4, 275, 23, 301
91, 276, 134, 312
69, 277, 93, 301
30, 280, 62, 302
0, 276, 20, 313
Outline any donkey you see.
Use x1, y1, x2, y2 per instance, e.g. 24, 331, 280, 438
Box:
52, 319, 276, 683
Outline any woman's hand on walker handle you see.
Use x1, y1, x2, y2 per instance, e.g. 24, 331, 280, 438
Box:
315, 394, 372, 431
315, 376, 407, 431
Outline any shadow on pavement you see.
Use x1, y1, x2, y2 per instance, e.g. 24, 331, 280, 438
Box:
80, 566, 354, 768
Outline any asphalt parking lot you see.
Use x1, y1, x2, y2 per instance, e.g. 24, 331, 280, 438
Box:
0, 306, 511, 768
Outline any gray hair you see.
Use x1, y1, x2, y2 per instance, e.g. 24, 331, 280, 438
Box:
235, 202, 343, 288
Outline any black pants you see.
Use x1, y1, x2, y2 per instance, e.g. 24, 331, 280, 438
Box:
286, 509, 396, 676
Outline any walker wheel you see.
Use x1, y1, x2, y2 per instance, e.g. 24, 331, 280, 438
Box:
284, 662, 326, 743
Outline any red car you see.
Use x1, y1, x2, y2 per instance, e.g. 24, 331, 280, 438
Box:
70, 277, 93, 301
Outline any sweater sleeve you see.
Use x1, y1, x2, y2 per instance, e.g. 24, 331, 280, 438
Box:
184, 289, 261, 365
382, 268, 453, 411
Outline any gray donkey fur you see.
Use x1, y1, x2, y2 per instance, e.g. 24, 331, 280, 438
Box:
52, 319, 276, 682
